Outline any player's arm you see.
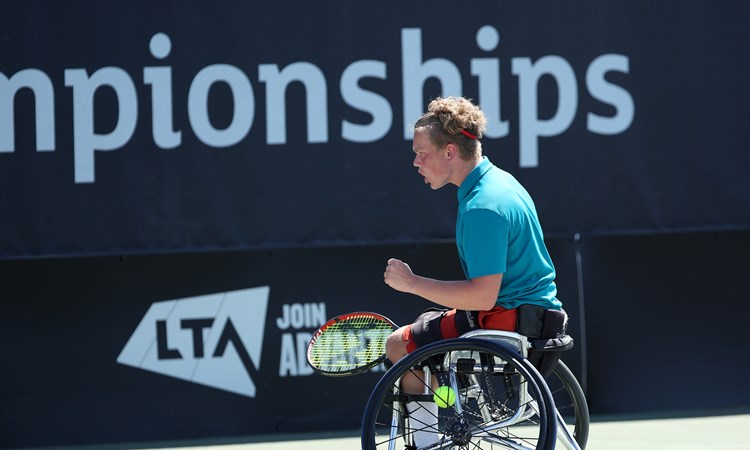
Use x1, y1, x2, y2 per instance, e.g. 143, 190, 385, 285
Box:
384, 258, 502, 311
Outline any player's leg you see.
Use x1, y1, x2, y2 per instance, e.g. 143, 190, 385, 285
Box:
385, 326, 439, 447
385, 326, 430, 393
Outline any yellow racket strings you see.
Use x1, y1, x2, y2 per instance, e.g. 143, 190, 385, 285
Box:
310, 315, 392, 372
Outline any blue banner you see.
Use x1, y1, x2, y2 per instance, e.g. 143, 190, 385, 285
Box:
1, 0, 749, 258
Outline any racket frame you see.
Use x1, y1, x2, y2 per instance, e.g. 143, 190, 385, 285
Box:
306, 311, 397, 377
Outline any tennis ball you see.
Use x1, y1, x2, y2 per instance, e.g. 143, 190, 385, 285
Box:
433, 386, 456, 408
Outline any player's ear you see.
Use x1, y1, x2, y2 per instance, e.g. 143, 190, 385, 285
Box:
445, 143, 457, 160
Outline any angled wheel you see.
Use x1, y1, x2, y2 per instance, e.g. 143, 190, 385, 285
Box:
548, 360, 589, 449
361, 338, 557, 450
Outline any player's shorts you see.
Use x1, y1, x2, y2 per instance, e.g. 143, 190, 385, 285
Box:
402, 306, 518, 353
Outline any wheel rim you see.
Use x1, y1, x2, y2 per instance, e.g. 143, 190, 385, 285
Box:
361, 338, 556, 450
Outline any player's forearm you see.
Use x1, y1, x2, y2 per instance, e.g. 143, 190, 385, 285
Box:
384, 258, 502, 310
408, 276, 498, 311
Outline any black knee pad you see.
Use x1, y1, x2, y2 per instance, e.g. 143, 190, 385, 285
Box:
410, 309, 445, 348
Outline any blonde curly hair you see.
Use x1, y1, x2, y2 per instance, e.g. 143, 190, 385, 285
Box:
414, 97, 488, 160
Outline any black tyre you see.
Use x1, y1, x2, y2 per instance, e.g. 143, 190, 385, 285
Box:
548, 360, 589, 449
361, 338, 557, 450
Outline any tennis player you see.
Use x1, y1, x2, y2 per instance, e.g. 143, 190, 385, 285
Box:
383, 96, 562, 447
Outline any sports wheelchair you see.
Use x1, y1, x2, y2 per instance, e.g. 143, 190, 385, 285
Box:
360, 329, 589, 450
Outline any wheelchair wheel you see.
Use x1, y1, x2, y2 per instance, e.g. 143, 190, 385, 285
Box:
549, 360, 589, 449
361, 338, 557, 450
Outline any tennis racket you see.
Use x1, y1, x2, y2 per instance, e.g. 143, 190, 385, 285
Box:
307, 311, 398, 377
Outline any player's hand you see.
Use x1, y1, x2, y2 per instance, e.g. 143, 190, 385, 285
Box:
384, 258, 416, 293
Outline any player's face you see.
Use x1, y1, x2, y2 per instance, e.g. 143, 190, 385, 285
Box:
412, 130, 450, 190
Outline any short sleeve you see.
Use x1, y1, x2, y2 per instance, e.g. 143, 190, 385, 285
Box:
459, 209, 509, 279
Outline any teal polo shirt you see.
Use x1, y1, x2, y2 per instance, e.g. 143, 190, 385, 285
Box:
456, 157, 561, 310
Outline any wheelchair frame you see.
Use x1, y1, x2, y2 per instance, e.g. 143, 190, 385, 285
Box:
361, 329, 588, 450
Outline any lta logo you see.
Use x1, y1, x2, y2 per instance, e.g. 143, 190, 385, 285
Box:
117, 286, 269, 398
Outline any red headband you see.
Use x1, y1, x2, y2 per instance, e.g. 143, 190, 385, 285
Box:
459, 129, 477, 139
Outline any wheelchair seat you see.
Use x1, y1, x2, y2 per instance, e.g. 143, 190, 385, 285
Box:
460, 328, 574, 378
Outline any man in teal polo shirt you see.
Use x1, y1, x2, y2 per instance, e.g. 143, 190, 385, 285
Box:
456, 155, 561, 311
382, 97, 562, 447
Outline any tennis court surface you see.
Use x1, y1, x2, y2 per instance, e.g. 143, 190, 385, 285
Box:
29, 412, 746, 450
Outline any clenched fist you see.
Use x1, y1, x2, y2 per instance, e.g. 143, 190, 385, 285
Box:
383, 258, 416, 293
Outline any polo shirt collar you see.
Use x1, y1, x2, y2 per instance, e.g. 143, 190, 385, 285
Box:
457, 156, 492, 201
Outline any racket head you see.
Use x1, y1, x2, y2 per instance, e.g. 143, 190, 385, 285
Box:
307, 311, 398, 377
